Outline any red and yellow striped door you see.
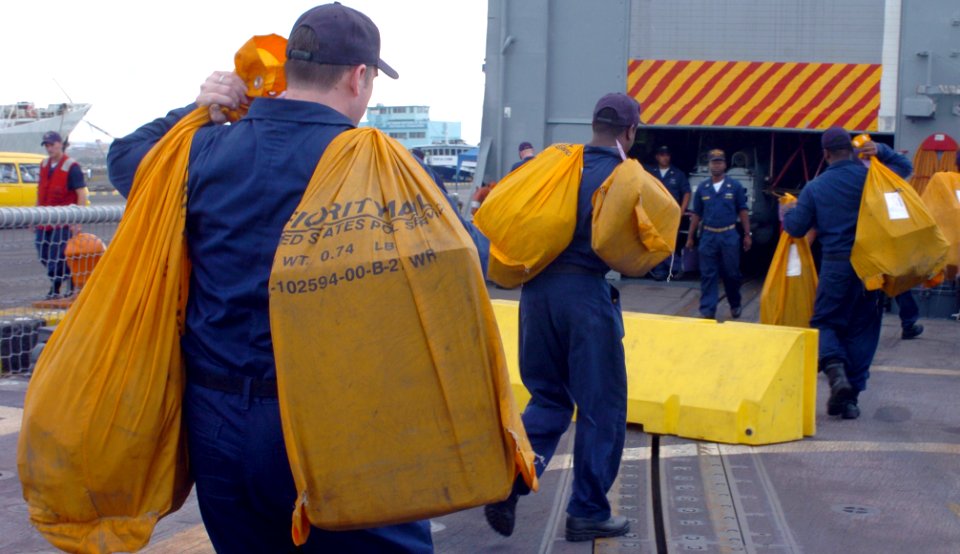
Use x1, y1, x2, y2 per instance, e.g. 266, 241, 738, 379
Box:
627, 59, 881, 132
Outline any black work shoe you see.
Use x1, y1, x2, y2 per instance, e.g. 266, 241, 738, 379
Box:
841, 401, 861, 420
565, 515, 630, 542
484, 492, 519, 537
901, 323, 924, 340
823, 362, 853, 416
700, 312, 715, 320
730, 306, 742, 319
827, 388, 857, 416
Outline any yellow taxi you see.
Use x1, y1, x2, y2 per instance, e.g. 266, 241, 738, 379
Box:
0, 151, 45, 206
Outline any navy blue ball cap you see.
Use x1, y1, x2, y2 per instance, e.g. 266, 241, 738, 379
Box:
518, 141, 533, 152
287, 2, 398, 79
821, 126, 853, 151
593, 93, 641, 127
41, 131, 63, 146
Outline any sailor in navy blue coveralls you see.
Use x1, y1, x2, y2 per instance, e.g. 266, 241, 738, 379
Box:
783, 127, 912, 419
518, 145, 627, 522
509, 141, 536, 173
483, 93, 636, 544
647, 145, 690, 280
104, 5, 480, 552
686, 149, 751, 319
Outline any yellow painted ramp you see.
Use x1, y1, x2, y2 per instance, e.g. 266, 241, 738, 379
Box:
491, 300, 817, 445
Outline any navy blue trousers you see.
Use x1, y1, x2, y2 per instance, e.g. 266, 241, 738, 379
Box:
184, 383, 434, 554
34, 227, 72, 292
894, 291, 919, 329
810, 259, 884, 392
697, 230, 741, 316
518, 272, 627, 521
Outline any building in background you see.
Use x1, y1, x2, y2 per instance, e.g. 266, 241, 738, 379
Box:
362, 104, 462, 149
362, 104, 476, 181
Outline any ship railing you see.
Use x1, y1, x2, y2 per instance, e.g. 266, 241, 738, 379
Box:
0, 205, 124, 375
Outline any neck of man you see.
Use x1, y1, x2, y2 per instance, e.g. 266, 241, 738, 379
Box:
48, 152, 63, 163
827, 152, 854, 166
284, 85, 359, 126
711, 174, 724, 183
658, 163, 670, 170
588, 136, 622, 148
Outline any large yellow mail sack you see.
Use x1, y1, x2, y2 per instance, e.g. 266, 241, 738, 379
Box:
269, 128, 537, 543
920, 171, 960, 279
16, 108, 205, 554
851, 159, 949, 296
473, 144, 583, 287
760, 234, 818, 327
591, 159, 681, 276
760, 194, 818, 327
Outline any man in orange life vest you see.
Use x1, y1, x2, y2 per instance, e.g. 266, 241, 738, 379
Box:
36, 131, 87, 298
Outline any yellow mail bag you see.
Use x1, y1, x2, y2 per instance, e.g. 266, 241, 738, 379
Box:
591, 159, 681, 276
851, 159, 948, 296
269, 128, 537, 543
473, 144, 583, 287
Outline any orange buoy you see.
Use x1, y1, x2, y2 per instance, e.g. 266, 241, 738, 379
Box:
65, 233, 106, 292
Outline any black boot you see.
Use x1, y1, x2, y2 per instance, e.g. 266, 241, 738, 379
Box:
824, 361, 853, 416
45, 282, 60, 300
842, 390, 861, 420
901, 323, 924, 340
565, 515, 630, 542
484, 490, 519, 537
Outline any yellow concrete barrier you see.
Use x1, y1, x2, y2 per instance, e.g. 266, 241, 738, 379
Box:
492, 300, 817, 445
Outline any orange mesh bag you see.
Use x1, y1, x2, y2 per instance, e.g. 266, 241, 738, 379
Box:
17, 108, 205, 554
909, 133, 958, 196
850, 159, 949, 296
760, 196, 818, 327
223, 34, 287, 120
910, 151, 939, 197
591, 159, 681, 276
473, 144, 583, 287
269, 128, 537, 543
920, 171, 960, 279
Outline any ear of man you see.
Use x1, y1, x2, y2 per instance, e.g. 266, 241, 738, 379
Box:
346, 64, 375, 97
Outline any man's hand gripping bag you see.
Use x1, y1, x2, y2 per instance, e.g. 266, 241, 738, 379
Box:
591, 159, 681, 276
851, 159, 949, 296
473, 144, 583, 287
16, 109, 206, 554
269, 128, 538, 543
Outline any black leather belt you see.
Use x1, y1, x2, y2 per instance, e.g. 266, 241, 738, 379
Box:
188, 369, 278, 398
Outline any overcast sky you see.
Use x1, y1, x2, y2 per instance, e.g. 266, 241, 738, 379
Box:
2, 1, 488, 144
